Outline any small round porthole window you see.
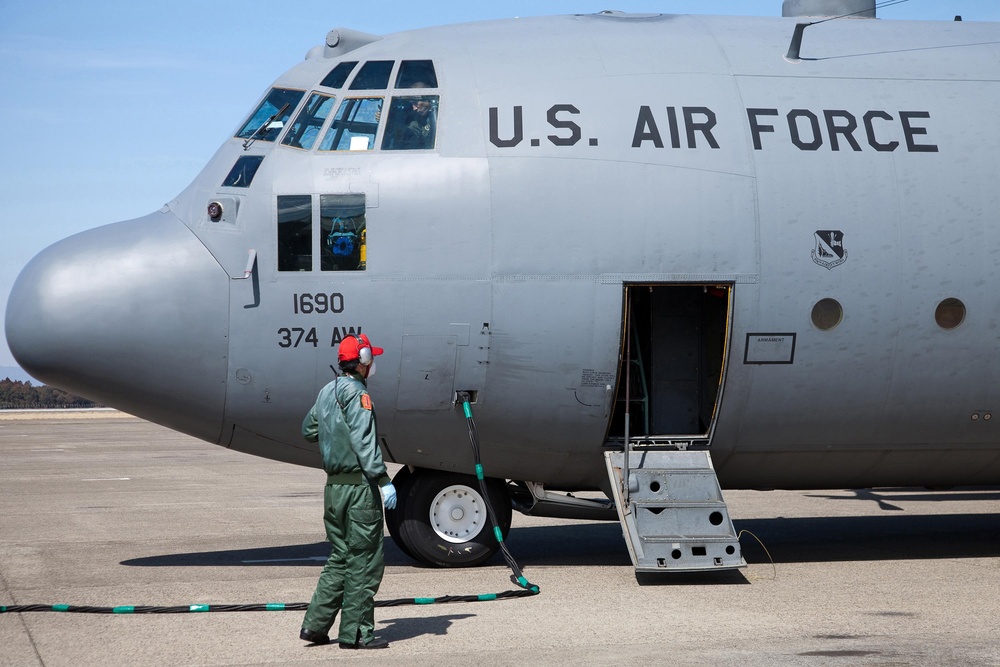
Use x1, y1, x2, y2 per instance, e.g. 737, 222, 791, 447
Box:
811, 298, 843, 331
935, 297, 966, 330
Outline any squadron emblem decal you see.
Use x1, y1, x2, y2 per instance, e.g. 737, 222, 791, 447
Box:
811, 230, 847, 270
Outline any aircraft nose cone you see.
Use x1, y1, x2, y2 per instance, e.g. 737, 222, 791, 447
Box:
5, 210, 229, 442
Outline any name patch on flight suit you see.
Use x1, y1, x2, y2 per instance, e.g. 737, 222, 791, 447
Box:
360, 393, 373, 411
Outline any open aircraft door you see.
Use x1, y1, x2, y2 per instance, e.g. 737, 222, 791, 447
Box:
607, 283, 733, 449
604, 283, 743, 573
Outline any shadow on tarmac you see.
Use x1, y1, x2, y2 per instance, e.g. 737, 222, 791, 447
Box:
120, 511, 1000, 569
735, 512, 1000, 564
378, 613, 477, 642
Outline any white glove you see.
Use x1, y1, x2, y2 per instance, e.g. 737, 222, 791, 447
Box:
380, 483, 397, 510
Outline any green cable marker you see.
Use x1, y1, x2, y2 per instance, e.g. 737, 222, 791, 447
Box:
494, 526, 504, 543
415, 597, 436, 605
477, 594, 497, 601
265, 603, 285, 611
462, 401, 472, 419
113, 606, 135, 614
52, 604, 70, 612
475, 463, 484, 480
189, 604, 210, 613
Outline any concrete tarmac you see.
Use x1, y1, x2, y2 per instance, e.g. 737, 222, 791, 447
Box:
1, 412, 999, 666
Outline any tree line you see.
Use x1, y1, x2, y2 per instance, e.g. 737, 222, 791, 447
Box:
0, 378, 100, 409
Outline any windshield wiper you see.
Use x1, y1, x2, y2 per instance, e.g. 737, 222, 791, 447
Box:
242, 103, 290, 151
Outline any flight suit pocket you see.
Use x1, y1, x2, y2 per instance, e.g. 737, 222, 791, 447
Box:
347, 508, 383, 552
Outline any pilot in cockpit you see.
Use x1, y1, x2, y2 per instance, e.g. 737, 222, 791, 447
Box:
403, 97, 436, 149
382, 83, 439, 151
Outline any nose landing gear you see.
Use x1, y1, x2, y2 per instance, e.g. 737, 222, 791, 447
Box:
385, 467, 511, 567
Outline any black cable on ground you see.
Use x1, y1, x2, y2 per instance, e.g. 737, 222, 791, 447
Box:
2, 395, 539, 615
1, 588, 538, 615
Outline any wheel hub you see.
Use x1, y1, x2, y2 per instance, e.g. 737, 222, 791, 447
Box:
429, 484, 486, 544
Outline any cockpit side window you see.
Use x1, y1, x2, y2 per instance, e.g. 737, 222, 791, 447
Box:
319, 98, 384, 151
349, 61, 394, 90
222, 156, 265, 187
395, 60, 438, 88
281, 93, 336, 150
320, 61, 358, 89
277, 195, 313, 272
321, 194, 366, 271
236, 88, 305, 142
381, 95, 439, 150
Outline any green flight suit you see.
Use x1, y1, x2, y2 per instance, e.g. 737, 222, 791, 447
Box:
301, 372, 391, 645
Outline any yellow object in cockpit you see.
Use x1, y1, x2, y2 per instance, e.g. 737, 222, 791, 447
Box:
360, 229, 367, 269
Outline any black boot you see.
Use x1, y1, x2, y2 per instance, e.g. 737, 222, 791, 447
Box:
339, 629, 389, 649
299, 628, 331, 645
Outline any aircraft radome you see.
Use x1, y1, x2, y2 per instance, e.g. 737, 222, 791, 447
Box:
6, 0, 1000, 573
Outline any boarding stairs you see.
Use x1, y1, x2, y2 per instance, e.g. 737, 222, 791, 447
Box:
604, 449, 746, 573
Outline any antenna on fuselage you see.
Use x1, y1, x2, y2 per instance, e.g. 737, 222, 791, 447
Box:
783, 0, 908, 62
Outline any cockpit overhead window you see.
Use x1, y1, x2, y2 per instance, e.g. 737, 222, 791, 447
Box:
381, 95, 439, 150
321, 194, 366, 271
319, 97, 384, 151
235, 88, 305, 142
320, 61, 358, 89
395, 60, 438, 88
349, 60, 394, 90
281, 93, 336, 150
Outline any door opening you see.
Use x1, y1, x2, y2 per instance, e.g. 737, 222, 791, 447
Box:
607, 284, 732, 446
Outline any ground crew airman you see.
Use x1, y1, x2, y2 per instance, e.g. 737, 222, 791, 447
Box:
298, 333, 396, 650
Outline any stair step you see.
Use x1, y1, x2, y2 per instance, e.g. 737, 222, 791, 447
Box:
605, 449, 746, 573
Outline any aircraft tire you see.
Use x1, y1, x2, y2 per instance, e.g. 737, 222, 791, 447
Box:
396, 469, 511, 568
384, 467, 418, 561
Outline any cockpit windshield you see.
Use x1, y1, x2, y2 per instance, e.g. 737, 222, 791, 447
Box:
381, 96, 439, 150
261, 59, 442, 152
282, 93, 336, 150
236, 88, 305, 142
319, 98, 384, 151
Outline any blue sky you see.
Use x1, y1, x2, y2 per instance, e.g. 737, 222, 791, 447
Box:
2, 0, 998, 368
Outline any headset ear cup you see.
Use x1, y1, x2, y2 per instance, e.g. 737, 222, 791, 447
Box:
354, 335, 371, 366
350, 334, 372, 366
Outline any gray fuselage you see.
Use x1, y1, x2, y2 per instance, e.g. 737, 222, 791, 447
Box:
7, 12, 1000, 492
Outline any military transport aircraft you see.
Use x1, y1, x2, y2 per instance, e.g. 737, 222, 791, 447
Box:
6, 0, 1000, 572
